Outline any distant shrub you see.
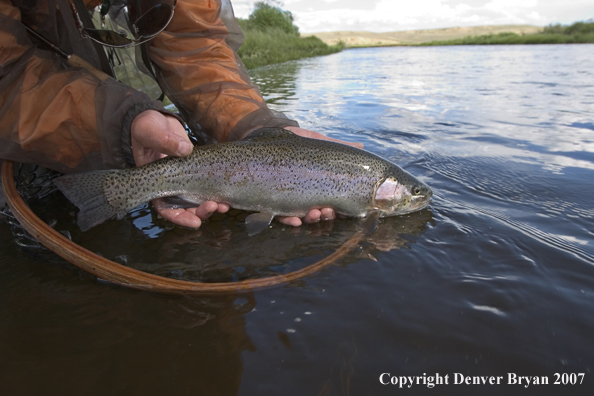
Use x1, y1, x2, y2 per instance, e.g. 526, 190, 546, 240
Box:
542, 23, 564, 35
234, 1, 341, 68
238, 28, 342, 69
543, 20, 594, 35
237, 17, 249, 32
245, 2, 299, 35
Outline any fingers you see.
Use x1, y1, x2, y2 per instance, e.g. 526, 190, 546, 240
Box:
303, 207, 335, 223
328, 137, 364, 149
131, 110, 192, 166
216, 203, 231, 213
276, 216, 302, 227
276, 207, 336, 227
193, 201, 219, 219
284, 126, 364, 149
319, 207, 336, 221
156, 207, 203, 229
153, 201, 334, 230
303, 209, 322, 223
152, 200, 229, 229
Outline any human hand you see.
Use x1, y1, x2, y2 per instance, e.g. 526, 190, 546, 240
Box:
284, 125, 364, 150
130, 110, 229, 228
275, 126, 364, 227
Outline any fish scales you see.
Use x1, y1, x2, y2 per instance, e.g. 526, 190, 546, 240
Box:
131, 133, 387, 216
54, 128, 432, 233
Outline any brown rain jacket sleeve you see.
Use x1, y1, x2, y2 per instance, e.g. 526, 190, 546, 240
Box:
149, 0, 297, 143
0, 0, 297, 174
0, 0, 171, 174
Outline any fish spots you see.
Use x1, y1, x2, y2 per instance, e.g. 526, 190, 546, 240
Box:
95, 127, 429, 219
103, 172, 130, 209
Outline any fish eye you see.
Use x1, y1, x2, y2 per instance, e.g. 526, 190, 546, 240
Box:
413, 186, 421, 195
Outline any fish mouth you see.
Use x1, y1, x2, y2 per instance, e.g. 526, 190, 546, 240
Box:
384, 194, 432, 217
409, 194, 432, 212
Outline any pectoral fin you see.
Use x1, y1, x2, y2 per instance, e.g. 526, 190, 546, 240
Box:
357, 210, 381, 235
158, 195, 202, 209
245, 212, 275, 236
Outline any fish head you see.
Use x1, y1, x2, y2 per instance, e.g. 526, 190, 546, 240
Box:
372, 169, 433, 216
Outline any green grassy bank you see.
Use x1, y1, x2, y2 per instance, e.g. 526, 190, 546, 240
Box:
237, 26, 344, 69
420, 20, 594, 46
236, 3, 343, 69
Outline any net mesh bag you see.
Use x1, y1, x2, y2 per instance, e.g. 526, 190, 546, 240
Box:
1, 162, 71, 251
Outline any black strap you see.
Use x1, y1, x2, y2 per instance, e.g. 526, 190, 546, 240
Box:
140, 42, 165, 101
72, 0, 115, 78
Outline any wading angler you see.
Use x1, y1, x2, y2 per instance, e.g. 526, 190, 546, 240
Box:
2, 0, 422, 232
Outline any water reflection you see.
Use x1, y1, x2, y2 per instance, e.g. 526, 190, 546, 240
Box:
250, 62, 302, 107
1, 260, 256, 394
24, 187, 433, 283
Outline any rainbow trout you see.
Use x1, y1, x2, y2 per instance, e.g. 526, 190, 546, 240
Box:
54, 128, 432, 235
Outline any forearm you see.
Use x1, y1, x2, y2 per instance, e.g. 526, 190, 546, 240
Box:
148, 0, 297, 143
0, 3, 175, 173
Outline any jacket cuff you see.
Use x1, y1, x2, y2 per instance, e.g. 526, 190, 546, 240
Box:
228, 108, 299, 141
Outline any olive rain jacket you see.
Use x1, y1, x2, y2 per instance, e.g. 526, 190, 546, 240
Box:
0, 0, 297, 174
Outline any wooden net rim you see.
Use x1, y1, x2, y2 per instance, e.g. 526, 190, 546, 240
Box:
2, 160, 365, 295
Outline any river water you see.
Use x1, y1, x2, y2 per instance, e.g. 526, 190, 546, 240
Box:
1, 44, 594, 395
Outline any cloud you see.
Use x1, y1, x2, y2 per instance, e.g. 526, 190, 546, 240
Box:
232, 1, 254, 19
231, 0, 594, 33
484, 0, 538, 12
294, 1, 493, 32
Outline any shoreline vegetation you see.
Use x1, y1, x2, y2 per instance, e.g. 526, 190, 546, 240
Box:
236, 3, 593, 69
237, 2, 343, 69
303, 25, 543, 47
420, 20, 594, 46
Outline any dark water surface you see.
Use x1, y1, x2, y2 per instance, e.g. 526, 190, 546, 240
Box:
2, 45, 594, 395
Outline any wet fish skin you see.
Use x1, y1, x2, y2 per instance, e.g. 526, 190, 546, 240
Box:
54, 128, 432, 234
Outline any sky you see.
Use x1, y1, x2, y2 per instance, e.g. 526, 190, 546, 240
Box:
232, 0, 594, 33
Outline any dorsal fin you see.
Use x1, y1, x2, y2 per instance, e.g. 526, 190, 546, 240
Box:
243, 127, 298, 141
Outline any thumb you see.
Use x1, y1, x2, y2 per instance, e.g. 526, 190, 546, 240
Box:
131, 110, 193, 157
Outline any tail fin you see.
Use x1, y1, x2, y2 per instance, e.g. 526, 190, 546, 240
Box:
54, 170, 127, 231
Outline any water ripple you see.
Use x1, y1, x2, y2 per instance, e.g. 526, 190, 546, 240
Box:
447, 197, 594, 266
